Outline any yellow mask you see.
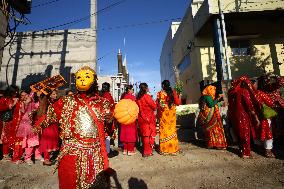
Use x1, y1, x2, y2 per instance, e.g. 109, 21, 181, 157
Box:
75, 66, 96, 91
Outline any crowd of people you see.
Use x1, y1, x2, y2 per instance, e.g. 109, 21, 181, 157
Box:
0, 67, 283, 188
0, 86, 60, 165
197, 74, 284, 159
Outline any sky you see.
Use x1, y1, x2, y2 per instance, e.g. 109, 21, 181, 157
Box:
17, 0, 190, 95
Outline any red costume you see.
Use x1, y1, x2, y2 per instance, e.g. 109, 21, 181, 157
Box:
0, 97, 11, 147
253, 90, 274, 141
38, 99, 59, 161
0, 97, 11, 111
2, 99, 24, 161
36, 93, 110, 189
228, 77, 257, 157
136, 93, 156, 156
101, 92, 115, 137
120, 93, 137, 153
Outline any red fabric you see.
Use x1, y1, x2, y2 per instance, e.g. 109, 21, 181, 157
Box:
136, 94, 156, 137
12, 144, 24, 161
2, 143, 10, 156
120, 124, 137, 143
142, 136, 154, 155
229, 84, 256, 156
0, 97, 11, 111
58, 155, 77, 189
173, 90, 181, 106
101, 92, 115, 137
254, 90, 274, 141
79, 94, 109, 170
0, 121, 2, 141
2, 100, 22, 150
48, 93, 110, 188
39, 123, 59, 154
43, 151, 50, 160
123, 142, 135, 152
120, 93, 137, 143
102, 92, 115, 111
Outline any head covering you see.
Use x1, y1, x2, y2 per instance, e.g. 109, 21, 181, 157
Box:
202, 85, 216, 99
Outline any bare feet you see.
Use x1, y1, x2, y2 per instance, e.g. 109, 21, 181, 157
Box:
43, 160, 53, 166
264, 150, 275, 158
127, 151, 136, 156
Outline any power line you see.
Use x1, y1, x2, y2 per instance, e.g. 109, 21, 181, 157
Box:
97, 17, 182, 31
13, 17, 182, 39
37, 0, 127, 32
32, 0, 61, 8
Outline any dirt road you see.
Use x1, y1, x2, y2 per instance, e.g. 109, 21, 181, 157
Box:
1, 142, 284, 189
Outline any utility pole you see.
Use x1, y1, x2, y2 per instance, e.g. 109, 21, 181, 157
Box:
218, 0, 232, 81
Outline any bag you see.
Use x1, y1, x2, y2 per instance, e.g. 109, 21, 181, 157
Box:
262, 104, 277, 119
1, 109, 13, 122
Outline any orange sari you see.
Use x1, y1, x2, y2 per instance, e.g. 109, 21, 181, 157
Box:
197, 85, 227, 149
156, 90, 180, 155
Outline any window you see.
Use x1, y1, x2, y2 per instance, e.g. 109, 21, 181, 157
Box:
230, 40, 251, 56
178, 54, 191, 74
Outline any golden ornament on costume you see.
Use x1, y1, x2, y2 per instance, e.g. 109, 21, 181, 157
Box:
114, 99, 139, 125
75, 66, 97, 91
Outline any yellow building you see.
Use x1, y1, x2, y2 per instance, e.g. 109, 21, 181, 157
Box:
163, 0, 284, 103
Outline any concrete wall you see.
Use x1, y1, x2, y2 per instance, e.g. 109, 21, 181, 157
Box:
208, 0, 284, 14
0, 11, 8, 79
160, 22, 180, 86
0, 29, 97, 90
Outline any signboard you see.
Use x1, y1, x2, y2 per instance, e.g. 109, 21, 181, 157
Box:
30, 75, 66, 95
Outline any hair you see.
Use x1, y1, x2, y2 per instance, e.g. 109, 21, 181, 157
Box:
162, 80, 174, 108
4, 85, 19, 98
121, 84, 133, 99
87, 80, 99, 96
257, 76, 266, 91
101, 82, 110, 93
66, 89, 73, 95
137, 83, 148, 100
33, 92, 39, 103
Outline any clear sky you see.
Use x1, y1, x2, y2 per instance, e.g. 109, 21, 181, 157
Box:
17, 0, 190, 95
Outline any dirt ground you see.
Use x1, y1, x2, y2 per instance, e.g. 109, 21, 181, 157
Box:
1, 140, 284, 189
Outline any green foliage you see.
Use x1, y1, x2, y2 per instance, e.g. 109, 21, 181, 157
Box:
230, 46, 271, 78
174, 80, 183, 95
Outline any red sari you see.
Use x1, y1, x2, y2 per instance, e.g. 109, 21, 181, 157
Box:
38, 102, 59, 160
101, 92, 115, 137
0, 98, 12, 148
229, 77, 257, 157
5, 100, 24, 161
136, 94, 156, 156
120, 93, 137, 153
36, 94, 110, 189
254, 90, 274, 141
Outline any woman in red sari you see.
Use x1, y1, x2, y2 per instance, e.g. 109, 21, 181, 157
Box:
136, 83, 156, 157
228, 76, 260, 158
100, 82, 115, 156
38, 90, 59, 166
0, 90, 15, 157
250, 78, 276, 158
120, 85, 137, 156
